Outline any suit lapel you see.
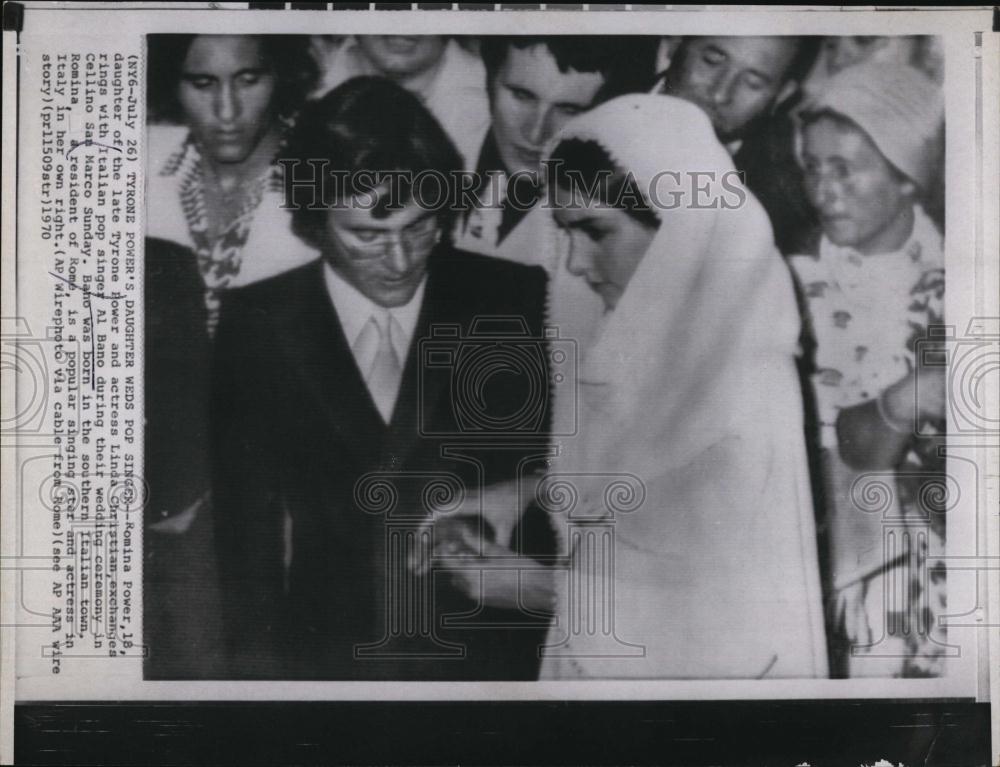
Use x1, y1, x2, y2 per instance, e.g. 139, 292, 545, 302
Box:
382, 253, 456, 465
276, 261, 387, 461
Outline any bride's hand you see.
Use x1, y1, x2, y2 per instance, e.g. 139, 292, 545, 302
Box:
441, 526, 556, 612
432, 476, 537, 548
835, 581, 872, 648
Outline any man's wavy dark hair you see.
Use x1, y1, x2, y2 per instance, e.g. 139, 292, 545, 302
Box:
283, 76, 465, 251
146, 34, 318, 124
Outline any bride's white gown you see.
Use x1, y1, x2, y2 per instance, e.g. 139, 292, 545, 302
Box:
534, 95, 829, 680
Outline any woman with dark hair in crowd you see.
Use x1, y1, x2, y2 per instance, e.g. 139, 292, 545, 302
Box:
146, 34, 320, 336
790, 61, 946, 677
144, 35, 318, 678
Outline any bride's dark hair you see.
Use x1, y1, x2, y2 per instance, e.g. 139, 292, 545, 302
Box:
547, 138, 660, 229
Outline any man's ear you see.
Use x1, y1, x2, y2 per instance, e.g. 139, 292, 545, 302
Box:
774, 79, 800, 108
655, 37, 683, 75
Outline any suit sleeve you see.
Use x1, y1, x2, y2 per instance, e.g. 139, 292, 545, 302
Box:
210, 290, 286, 678
496, 266, 556, 559
519, 267, 558, 557
144, 239, 212, 520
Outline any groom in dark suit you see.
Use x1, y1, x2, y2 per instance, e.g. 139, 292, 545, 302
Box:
211, 76, 555, 680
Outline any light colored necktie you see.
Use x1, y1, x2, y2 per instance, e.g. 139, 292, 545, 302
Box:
356, 311, 402, 424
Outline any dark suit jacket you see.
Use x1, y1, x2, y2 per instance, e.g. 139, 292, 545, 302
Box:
734, 93, 819, 257
144, 237, 211, 522
211, 245, 555, 680
144, 238, 226, 682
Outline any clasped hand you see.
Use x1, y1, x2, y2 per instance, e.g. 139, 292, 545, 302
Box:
407, 476, 555, 612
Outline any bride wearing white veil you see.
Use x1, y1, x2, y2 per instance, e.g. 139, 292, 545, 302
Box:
427, 94, 828, 680
534, 94, 828, 679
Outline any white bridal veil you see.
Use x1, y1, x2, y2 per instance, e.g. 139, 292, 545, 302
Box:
540, 95, 829, 679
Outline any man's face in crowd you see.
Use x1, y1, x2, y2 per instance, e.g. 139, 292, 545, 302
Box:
178, 36, 279, 164
665, 36, 799, 144
823, 36, 918, 77
322, 194, 439, 308
800, 115, 915, 255
490, 44, 606, 178
357, 36, 448, 80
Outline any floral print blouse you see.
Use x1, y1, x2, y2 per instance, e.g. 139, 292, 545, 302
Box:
790, 205, 945, 449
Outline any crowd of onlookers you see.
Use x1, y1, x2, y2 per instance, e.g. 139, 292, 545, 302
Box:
143, 34, 947, 681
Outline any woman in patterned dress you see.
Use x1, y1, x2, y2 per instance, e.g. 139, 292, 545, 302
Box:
790, 61, 947, 677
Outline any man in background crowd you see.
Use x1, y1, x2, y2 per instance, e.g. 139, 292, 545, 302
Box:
310, 35, 490, 167
660, 36, 820, 254
454, 36, 657, 265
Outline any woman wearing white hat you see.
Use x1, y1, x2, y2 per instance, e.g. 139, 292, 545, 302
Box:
790, 61, 947, 677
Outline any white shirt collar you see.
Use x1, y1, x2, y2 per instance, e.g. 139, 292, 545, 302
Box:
322, 261, 426, 364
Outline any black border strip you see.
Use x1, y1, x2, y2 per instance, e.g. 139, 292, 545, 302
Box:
14, 700, 992, 766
